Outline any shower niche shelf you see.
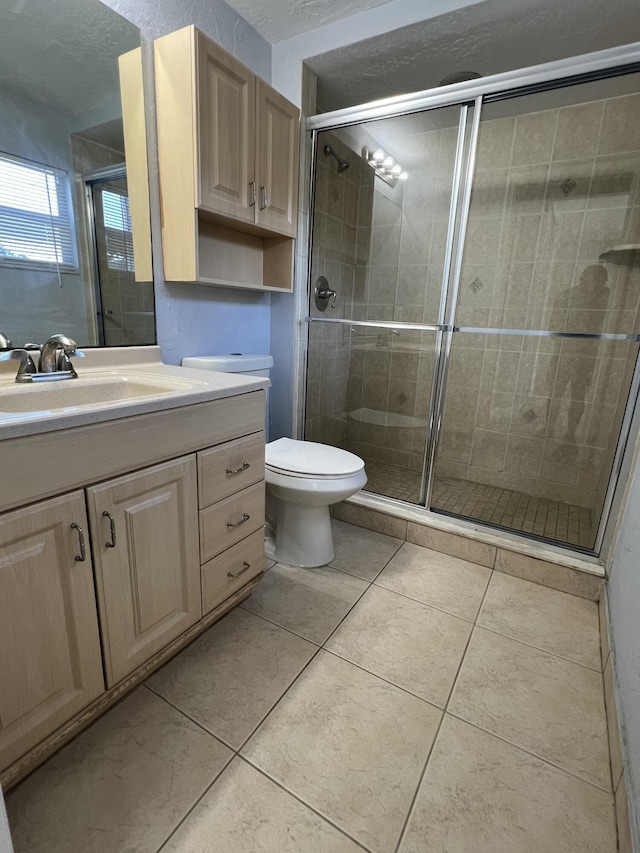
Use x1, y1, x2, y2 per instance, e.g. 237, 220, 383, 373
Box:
154, 25, 299, 292
599, 244, 640, 265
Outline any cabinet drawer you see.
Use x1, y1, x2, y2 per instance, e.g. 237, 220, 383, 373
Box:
198, 432, 264, 508
199, 481, 264, 563
201, 528, 264, 614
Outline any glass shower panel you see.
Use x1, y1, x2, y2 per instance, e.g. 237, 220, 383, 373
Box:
450, 73, 640, 332
433, 74, 640, 549
306, 322, 438, 504
311, 106, 467, 327
307, 104, 469, 505
433, 331, 639, 549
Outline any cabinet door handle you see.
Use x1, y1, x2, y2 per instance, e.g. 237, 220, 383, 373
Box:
70, 522, 86, 562
249, 181, 256, 207
227, 513, 250, 528
228, 561, 251, 579
259, 186, 268, 210
103, 511, 117, 548
226, 461, 250, 475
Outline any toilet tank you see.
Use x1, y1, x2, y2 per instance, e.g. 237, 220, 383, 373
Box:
181, 354, 273, 379
181, 354, 273, 437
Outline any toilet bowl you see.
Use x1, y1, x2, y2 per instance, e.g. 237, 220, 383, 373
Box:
265, 438, 367, 567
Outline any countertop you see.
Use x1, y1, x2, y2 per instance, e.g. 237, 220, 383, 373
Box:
0, 346, 269, 440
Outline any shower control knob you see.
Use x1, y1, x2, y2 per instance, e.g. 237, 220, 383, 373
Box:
314, 276, 337, 311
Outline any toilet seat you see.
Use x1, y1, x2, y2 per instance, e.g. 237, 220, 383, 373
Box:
265, 438, 364, 479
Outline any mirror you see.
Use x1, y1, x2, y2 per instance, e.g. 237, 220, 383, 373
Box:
0, 0, 155, 348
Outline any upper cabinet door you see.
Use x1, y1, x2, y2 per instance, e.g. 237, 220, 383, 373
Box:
0, 492, 104, 771
256, 80, 300, 238
87, 456, 201, 687
197, 32, 256, 223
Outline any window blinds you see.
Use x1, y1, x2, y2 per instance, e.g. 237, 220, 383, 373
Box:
101, 188, 134, 273
0, 152, 76, 269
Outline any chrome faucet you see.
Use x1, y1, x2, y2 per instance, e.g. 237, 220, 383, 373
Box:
0, 334, 85, 383
39, 334, 84, 376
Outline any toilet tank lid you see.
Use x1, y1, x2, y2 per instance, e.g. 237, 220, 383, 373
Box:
181, 354, 273, 373
266, 438, 365, 476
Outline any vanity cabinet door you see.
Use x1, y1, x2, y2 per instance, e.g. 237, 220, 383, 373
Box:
255, 79, 300, 238
0, 492, 104, 771
197, 31, 256, 223
87, 456, 201, 687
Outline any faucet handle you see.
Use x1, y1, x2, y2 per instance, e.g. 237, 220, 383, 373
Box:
0, 348, 37, 381
55, 348, 84, 376
0, 331, 12, 350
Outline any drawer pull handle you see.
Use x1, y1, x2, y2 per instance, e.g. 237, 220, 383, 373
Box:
227, 513, 250, 528
103, 511, 117, 548
249, 181, 256, 207
228, 561, 251, 579
259, 186, 268, 210
70, 522, 86, 562
226, 461, 250, 475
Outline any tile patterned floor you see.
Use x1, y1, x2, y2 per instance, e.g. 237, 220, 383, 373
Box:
6, 519, 616, 853
363, 459, 595, 548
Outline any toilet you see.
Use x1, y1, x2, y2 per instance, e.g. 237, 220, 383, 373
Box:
265, 438, 367, 567
180, 353, 367, 567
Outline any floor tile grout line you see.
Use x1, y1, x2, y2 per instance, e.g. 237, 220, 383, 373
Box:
321, 646, 447, 711
445, 709, 614, 795
238, 756, 374, 853
393, 570, 495, 853
370, 578, 479, 624
153, 747, 235, 853
141, 683, 236, 748
473, 622, 604, 672
238, 602, 324, 646
235, 643, 325, 754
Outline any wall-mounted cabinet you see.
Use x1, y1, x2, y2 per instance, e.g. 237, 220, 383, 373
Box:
154, 25, 299, 291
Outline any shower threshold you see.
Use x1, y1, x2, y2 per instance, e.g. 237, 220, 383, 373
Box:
362, 460, 594, 550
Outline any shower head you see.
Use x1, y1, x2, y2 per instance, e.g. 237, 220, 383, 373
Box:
324, 144, 350, 173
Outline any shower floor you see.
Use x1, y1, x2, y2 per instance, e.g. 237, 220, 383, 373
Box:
362, 460, 594, 549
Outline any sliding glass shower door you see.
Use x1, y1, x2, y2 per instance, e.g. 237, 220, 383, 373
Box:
305, 104, 473, 504
305, 66, 640, 553
431, 76, 640, 551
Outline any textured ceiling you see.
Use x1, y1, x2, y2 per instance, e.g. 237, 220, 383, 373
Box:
0, 0, 139, 120
219, 0, 393, 43
307, 0, 640, 111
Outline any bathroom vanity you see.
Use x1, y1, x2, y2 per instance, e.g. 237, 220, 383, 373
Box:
0, 348, 267, 787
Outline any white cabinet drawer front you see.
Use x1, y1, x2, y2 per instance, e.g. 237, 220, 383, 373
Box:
198, 431, 264, 508
199, 481, 264, 563
0, 492, 104, 770
201, 528, 264, 614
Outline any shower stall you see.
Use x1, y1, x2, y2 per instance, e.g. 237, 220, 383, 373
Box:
303, 47, 640, 554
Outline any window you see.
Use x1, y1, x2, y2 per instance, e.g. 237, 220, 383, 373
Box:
0, 152, 76, 270
101, 188, 134, 273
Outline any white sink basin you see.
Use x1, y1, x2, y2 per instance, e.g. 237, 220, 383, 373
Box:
0, 372, 207, 415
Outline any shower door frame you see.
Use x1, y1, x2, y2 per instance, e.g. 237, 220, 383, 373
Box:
303, 41, 640, 558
